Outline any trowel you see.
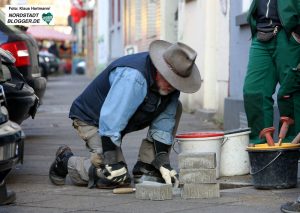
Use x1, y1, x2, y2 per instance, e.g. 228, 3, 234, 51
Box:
113, 174, 164, 194
113, 174, 179, 194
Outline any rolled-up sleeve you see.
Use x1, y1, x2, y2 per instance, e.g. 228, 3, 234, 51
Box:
147, 92, 180, 145
99, 67, 147, 146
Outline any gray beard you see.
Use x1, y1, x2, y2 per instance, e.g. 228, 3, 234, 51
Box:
158, 89, 169, 96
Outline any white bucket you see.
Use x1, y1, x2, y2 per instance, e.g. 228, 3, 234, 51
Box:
220, 129, 251, 177
176, 132, 224, 178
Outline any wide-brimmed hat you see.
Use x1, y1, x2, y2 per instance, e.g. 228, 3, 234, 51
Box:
149, 40, 201, 93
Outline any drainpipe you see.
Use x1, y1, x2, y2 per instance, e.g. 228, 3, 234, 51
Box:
202, 0, 217, 112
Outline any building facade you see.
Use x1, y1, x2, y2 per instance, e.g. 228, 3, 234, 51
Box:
93, 0, 261, 129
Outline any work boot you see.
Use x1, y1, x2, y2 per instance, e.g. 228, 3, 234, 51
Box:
88, 162, 131, 189
281, 199, 300, 213
0, 181, 16, 205
49, 145, 73, 185
132, 161, 164, 183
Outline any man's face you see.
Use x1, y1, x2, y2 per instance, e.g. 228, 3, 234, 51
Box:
156, 71, 175, 95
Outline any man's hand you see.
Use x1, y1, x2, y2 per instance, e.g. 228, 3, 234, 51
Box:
90, 152, 103, 167
159, 165, 178, 184
151, 152, 178, 184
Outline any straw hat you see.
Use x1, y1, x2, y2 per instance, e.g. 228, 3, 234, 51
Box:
149, 40, 201, 93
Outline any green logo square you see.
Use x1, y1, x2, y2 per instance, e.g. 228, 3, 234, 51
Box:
42, 12, 53, 25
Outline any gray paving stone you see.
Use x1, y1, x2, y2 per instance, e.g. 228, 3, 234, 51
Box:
135, 181, 173, 200
178, 152, 216, 169
181, 183, 220, 199
179, 168, 217, 183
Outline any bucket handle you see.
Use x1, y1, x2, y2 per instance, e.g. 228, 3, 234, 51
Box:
221, 137, 229, 146
172, 139, 180, 155
250, 151, 282, 175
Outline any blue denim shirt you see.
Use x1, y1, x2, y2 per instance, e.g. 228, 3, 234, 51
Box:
99, 67, 179, 146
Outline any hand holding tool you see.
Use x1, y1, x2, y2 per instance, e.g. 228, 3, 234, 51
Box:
259, 127, 275, 146
278, 117, 294, 146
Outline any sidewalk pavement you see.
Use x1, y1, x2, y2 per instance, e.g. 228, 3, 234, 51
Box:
2, 74, 299, 213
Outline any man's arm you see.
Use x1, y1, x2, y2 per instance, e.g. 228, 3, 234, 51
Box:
147, 91, 180, 184
99, 67, 147, 147
147, 91, 180, 145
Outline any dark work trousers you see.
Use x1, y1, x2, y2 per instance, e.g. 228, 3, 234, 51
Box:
243, 30, 300, 144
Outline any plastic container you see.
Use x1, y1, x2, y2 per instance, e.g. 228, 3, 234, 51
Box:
247, 143, 300, 189
176, 132, 224, 178
220, 128, 251, 177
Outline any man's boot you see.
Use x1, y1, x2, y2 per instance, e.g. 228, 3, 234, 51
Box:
132, 139, 164, 183
88, 137, 131, 188
132, 161, 164, 183
0, 181, 16, 205
49, 145, 73, 185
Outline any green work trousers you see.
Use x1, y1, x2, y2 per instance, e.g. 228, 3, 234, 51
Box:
243, 30, 300, 144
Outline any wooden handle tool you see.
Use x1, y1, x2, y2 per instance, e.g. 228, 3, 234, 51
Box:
278, 117, 294, 146
113, 187, 136, 194
259, 127, 275, 146
291, 133, 300, 144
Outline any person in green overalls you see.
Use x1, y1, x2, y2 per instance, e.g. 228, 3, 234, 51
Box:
244, 0, 300, 146
244, 0, 300, 212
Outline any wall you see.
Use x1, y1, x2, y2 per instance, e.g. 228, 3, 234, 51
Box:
224, 0, 251, 130
159, 0, 178, 43
109, 0, 124, 61
94, 0, 110, 74
177, 0, 204, 112
178, 0, 230, 120
215, 0, 230, 120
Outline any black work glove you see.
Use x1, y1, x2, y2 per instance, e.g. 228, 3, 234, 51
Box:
88, 162, 130, 188
100, 161, 130, 184
151, 140, 178, 184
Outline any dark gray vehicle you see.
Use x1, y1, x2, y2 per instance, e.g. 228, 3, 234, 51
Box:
0, 48, 39, 124
0, 62, 24, 205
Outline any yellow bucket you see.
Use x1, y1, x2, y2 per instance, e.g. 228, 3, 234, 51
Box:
247, 143, 300, 151
247, 142, 300, 189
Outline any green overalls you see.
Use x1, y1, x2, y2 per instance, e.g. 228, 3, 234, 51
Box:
243, 0, 300, 144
